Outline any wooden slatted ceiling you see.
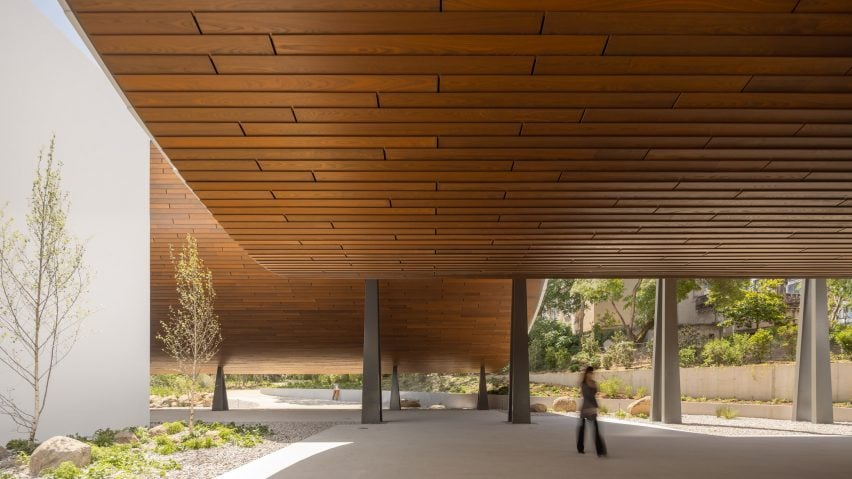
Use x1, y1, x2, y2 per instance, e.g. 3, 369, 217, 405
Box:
151, 146, 544, 373
70, 0, 852, 278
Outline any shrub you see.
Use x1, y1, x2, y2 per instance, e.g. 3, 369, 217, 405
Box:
633, 412, 649, 419
598, 377, 632, 399
614, 409, 627, 419
746, 329, 773, 362
635, 386, 648, 399
88, 444, 180, 477
679, 347, 700, 367
597, 405, 609, 415
702, 335, 750, 366
715, 405, 738, 419
91, 428, 117, 447
164, 421, 185, 435
834, 326, 852, 356
154, 436, 179, 455
605, 339, 635, 369
44, 461, 81, 479
5, 438, 37, 455
183, 436, 215, 450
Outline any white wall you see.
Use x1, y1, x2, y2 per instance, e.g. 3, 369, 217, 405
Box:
0, 0, 149, 442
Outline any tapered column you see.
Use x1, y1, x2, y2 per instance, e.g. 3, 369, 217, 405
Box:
509, 278, 531, 424
362, 279, 382, 424
793, 278, 833, 424
390, 364, 401, 410
212, 365, 228, 411
477, 363, 489, 410
651, 278, 681, 424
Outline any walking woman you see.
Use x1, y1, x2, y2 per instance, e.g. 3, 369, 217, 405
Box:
577, 366, 607, 457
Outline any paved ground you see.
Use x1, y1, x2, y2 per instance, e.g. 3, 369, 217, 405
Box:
214, 409, 851, 479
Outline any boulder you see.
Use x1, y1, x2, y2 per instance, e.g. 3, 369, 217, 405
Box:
400, 398, 421, 408
428, 404, 446, 410
0, 446, 9, 460
113, 430, 139, 445
552, 397, 577, 412
627, 396, 651, 416
530, 403, 548, 413
148, 424, 169, 437
29, 436, 91, 476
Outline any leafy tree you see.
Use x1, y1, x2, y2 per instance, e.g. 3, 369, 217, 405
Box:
158, 234, 222, 433
571, 278, 697, 343
538, 278, 585, 334
716, 279, 789, 331
828, 279, 852, 323
703, 279, 750, 312
0, 137, 91, 443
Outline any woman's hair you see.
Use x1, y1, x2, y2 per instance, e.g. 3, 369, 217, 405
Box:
581, 366, 595, 384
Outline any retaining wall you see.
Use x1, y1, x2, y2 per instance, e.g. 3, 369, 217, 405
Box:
530, 362, 852, 402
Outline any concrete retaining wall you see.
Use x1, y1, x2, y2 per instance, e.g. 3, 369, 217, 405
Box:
530, 362, 852, 401
260, 388, 852, 421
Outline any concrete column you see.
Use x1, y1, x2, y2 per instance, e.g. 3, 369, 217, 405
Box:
477, 363, 489, 410
793, 278, 833, 424
651, 278, 681, 424
212, 365, 228, 411
509, 278, 531, 424
390, 364, 401, 410
362, 279, 382, 424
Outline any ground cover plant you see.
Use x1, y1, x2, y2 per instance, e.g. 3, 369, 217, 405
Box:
2, 421, 270, 479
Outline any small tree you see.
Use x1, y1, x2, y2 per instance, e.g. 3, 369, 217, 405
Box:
0, 137, 90, 442
157, 234, 222, 432
828, 279, 852, 323
716, 279, 789, 331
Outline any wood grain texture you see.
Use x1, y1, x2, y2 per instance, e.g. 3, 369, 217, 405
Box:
150, 146, 544, 373
70, 1, 852, 278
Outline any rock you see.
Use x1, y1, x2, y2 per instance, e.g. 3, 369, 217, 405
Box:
552, 397, 577, 412
400, 398, 420, 408
113, 430, 139, 445
29, 436, 91, 476
149, 424, 169, 437
428, 404, 446, 410
530, 403, 548, 413
627, 396, 651, 416
0, 446, 8, 460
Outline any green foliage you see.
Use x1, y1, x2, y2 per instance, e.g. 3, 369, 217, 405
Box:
598, 377, 633, 399
182, 436, 215, 450
5, 438, 37, 455
678, 325, 705, 350
704, 279, 749, 312
90, 429, 117, 447
163, 421, 185, 435
597, 405, 609, 415
701, 332, 774, 366
153, 436, 178, 455
85, 444, 180, 478
717, 279, 789, 330
746, 329, 773, 363
150, 374, 212, 397
635, 386, 648, 398
539, 279, 583, 318
573, 333, 602, 369
679, 347, 700, 367
44, 461, 82, 479
828, 279, 852, 322
528, 318, 581, 371
603, 332, 635, 369
715, 405, 739, 419
613, 409, 627, 419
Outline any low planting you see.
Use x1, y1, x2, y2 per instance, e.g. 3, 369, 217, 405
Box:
715, 405, 739, 419
2, 421, 270, 479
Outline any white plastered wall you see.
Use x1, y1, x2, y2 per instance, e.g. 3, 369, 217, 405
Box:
0, 0, 149, 442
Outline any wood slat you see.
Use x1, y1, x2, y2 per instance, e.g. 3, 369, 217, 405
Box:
69, 0, 441, 11
196, 12, 544, 34
91, 35, 275, 54
605, 35, 852, 56
116, 74, 438, 92
272, 35, 607, 55
213, 55, 535, 75
534, 56, 852, 75
442, 0, 799, 12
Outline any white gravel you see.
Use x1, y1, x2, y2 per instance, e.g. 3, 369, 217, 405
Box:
164, 421, 351, 479
555, 411, 852, 437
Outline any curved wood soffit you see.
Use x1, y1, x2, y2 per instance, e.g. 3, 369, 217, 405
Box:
152, 146, 545, 374
71, 0, 852, 278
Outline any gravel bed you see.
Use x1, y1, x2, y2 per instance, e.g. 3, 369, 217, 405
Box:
555, 411, 852, 437
164, 421, 351, 479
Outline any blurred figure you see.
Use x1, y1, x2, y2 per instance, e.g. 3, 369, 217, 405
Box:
577, 366, 607, 457
332, 382, 341, 401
